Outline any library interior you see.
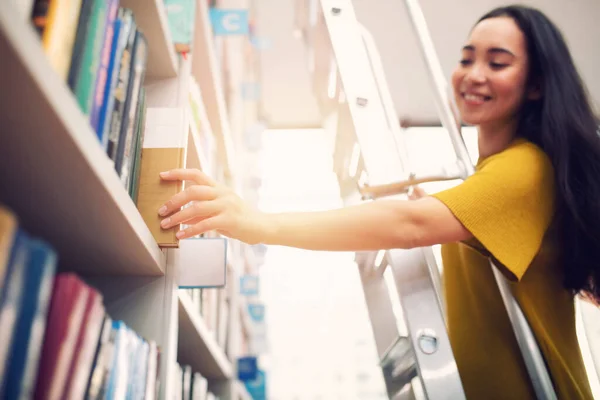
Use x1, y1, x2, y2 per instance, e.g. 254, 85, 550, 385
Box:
0, 0, 599, 399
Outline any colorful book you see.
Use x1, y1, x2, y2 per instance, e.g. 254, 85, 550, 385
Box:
107, 9, 136, 164
115, 30, 148, 189
89, 0, 120, 143
72, 0, 108, 116
32, 0, 83, 80
2, 239, 57, 399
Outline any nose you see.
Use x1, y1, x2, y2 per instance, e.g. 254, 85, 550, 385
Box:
464, 62, 487, 84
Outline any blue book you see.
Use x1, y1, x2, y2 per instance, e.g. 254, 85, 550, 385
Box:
105, 320, 127, 400
0, 230, 30, 387
97, 14, 123, 151
3, 239, 57, 399
90, 0, 121, 143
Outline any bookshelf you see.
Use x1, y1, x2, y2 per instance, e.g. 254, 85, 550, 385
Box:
0, 0, 258, 398
0, 1, 165, 276
121, 0, 179, 80
191, 0, 237, 182
178, 291, 234, 379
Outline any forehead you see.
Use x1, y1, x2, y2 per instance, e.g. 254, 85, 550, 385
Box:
466, 16, 526, 55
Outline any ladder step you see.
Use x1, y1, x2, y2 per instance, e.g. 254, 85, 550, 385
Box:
380, 336, 418, 396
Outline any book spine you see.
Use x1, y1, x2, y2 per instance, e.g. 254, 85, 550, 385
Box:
73, 0, 107, 116
67, 0, 93, 91
0, 230, 30, 388
116, 31, 148, 190
90, 0, 120, 143
39, 0, 83, 80
129, 88, 148, 202
107, 10, 136, 164
4, 240, 57, 400
97, 13, 123, 153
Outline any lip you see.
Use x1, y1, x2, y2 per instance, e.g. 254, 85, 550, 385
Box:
461, 92, 492, 106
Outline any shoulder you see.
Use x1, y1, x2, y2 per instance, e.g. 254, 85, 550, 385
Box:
476, 139, 554, 191
480, 139, 553, 177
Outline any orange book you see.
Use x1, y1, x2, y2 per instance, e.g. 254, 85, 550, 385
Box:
33, 0, 83, 80
136, 108, 188, 247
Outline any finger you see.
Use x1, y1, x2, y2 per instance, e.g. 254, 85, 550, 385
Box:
176, 215, 227, 239
161, 201, 223, 229
413, 186, 427, 197
158, 185, 220, 216
159, 169, 216, 187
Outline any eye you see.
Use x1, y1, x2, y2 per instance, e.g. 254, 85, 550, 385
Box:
460, 59, 473, 66
490, 62, 508, 70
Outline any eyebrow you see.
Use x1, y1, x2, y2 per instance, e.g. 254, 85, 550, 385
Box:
462, 45, 516, 57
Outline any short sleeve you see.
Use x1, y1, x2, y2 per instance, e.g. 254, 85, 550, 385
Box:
431, 142, 555, 280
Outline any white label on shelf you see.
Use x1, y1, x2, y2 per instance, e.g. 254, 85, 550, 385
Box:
176, 238, 227, 288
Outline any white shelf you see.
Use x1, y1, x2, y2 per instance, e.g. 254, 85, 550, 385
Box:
178, 291, 233, 380
121, 0, 178, 80
0, 3, 165, 276
191, 0, 237, 180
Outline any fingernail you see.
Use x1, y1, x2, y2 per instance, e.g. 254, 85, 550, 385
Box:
161, 218, 170, 228
158, 205, 168, 216
160, 171, 169, 178
176, 230, 185, 239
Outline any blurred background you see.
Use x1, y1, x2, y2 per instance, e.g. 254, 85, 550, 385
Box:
0, 0, 598, 399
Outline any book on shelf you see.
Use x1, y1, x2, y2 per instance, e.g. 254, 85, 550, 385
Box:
0, 204, 162, 399
137, 107, 187, 247
173, 362, 213, 400
30, 0, 149, 202
164, 0, 196, 53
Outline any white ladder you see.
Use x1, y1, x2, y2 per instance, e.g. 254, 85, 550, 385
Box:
317, 0, 557, 398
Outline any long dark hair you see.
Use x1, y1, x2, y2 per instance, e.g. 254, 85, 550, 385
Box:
479, 5, 600, 302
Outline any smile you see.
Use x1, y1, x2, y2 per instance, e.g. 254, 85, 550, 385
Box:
462, 92, 492, 105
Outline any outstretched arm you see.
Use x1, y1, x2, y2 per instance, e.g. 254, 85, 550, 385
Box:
158, 169, 471, 251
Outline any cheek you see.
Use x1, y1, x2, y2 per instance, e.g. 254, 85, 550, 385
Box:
451, 69, 463, 98
492, 71, 528, 105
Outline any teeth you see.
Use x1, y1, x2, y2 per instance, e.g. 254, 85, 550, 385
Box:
465, 94, 487, 102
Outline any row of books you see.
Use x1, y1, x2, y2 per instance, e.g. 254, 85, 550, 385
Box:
30, 0, 149, 200
0, 204, 160, 399
182, 286, 230, 354
173, 363, 221, 400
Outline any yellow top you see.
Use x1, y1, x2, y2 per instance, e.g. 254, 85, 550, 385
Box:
432, 138, 593, 400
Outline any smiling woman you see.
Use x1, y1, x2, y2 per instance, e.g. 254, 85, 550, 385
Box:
158, 4, 599, 399
451, 16, 540, 159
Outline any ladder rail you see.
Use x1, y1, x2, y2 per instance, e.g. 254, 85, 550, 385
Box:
402, 0, 557, 398
358, 24, 411, 171
358, 25, 447, 320
320, 1, 467, 398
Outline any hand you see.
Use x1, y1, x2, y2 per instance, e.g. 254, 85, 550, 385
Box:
408, 185, 427, 200
157, 169, 267, 243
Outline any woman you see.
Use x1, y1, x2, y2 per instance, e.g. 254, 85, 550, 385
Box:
158, 5, 598, 399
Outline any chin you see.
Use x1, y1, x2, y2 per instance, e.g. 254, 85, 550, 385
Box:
458, 112, 488, 127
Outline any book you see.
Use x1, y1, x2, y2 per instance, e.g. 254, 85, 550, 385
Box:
106, 8, 136, 164
72, 0, 109, 116
2, 238, 57, 399
164, 0, 196, 53
89, 0, 120, 143
34, 273, 90, 400
32, 0, 83, 80
0, 230, 30, 386
136, 107, 188, 247
115, 30, 148, 189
